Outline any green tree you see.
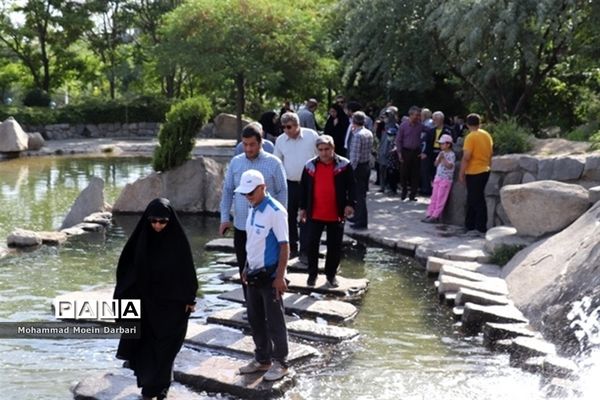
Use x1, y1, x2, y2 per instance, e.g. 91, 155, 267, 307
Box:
0, 0, 92, 93
162, 0, 328, 137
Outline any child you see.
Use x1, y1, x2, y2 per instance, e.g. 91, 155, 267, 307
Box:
422, 134, 455, 223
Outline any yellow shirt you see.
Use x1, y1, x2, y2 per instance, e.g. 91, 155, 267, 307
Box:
433, 128, 442, 149
463, 129, 493, 175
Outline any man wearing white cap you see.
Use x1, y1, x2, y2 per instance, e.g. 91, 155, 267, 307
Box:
235, 169, 291, 382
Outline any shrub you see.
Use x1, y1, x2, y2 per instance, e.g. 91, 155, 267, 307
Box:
589, 130, 600, 151
152, 96, 212, 171
23, 88, 51, 107
566, 121, 599, 142
490, 244, 525, 266
487, 117, 534, 155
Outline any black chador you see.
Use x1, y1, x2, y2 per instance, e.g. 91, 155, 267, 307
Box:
114, 198, 198, 399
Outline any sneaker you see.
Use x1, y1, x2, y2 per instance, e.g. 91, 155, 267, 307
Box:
306, 276, 316, 287
326, 278, 339, 288
238, 359, 271, 374
262, 361, 289, 381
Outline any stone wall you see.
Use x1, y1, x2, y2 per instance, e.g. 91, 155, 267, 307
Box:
23, 122, 161, 140
443, 153, 600, 228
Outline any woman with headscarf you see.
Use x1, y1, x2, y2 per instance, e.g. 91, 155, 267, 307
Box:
259, 110, 280, 141
114, 198, 198, 400
323, 103, 350, 157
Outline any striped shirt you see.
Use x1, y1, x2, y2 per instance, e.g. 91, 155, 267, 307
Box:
220, 150, 288, 230
245, 195, 289, 273
348, 126, 374, 169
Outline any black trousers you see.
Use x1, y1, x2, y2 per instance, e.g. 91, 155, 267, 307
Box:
287, 180, 305, 254
234, 228, 248, 301
353, 162, 370, 227
246, 281, 289, 365
305, 219, 344, 281
400, 148, 421, 199
465, 171, 490, 232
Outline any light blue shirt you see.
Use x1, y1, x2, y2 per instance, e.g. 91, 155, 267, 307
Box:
234, 139, 275, 156
220, 150, 288, 230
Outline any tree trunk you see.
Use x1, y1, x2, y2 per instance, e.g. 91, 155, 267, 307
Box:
235, 72, 245, 141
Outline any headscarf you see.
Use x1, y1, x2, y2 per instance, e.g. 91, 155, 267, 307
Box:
114, 198, 198, 304
258, 111, 278, 138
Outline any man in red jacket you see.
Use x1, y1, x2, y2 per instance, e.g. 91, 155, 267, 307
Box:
299, 135, 355, 288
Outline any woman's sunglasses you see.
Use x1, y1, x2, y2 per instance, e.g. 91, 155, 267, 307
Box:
148, 218, 169, 225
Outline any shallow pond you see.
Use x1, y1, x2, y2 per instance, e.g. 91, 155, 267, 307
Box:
0, 156, 569, 399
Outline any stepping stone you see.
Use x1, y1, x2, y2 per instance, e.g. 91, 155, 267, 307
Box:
455, 288, 510, 307
426, 256, 502, 276
174, 348, 295, 399
185, 322, 318, 362
71, 371, 205, 399
509, 336, 556, 368
541, 355, 579, 379
206, 307, 359, 343
544, 378, 582, 398
439, 265, 504, 283
461, 303, 528, 334
218, 288, 358, 323
206, 237, 326, 256
482, 322, 538, 348
436, 275, 508, 297
218, 271, 368, 300
215, 255, 238, 265
441, 292, 456, 306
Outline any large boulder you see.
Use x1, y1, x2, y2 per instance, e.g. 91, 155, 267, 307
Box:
502, 201, 600, 353
0, 117, 29, 152
500, 180, 590, 237
27, 132, 45, 150
112, 157, 225, 213
60, 177, 106, 229
213, 113, 251, 140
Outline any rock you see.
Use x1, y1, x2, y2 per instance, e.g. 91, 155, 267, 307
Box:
518, 155, 538, 173
503, 171, 523, 185
502, 201, 600, 352
461, 302, 528, 334
484, 226, 535, 253
509, 336, 556, 367
207, 307, 359, 343
442, 178, 466, 226
112, 157, 225, 213
482, 322, 538, 345
522, 172, 536, 183
436, 274, 508, 296
60, 177, 106, 229
583, 155, 600, 181
439, 264, 500, 282
83, 212, 112, 226
71, 371, 203, 400
455, 288, 511, 307
174, 348, 294, 399
425, 256, 502, 277
198, 122, 215, 138
185, 322, 318, 361
213, 113, 251, 140
538, 157, 584, 181
204, 238, 234, 251
7, 228, 42, 247
484, 172, 502, 196
500, 180, 590, 237
491, 155, 520, 172
27, 132, 45, 150
218, 288, 358, 323
37, 231, 67, 245
589, 186, 600, 204
542, 355, 578, 379
0, 117, 28, 152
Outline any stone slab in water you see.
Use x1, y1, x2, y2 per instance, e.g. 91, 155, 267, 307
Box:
440, 264, 505, 283
7, 228, 42, 247
84, 212, 112, 226
461, 302, 528, 334
218, 271, 368, 299
174, 348, 295, 399
542, 355, 578, 379
215, 255, 238, 265
426, 256, 502, 276
185, 322, 318, 362
218, 288, 358, 323
205, 237, 326, 256
482, 322, 538, 345
544, 378, 582, 399
206, 307, 359, 343
71, 370, 206, 400
38, 231, 68, 245
436, 275, 508, 297
455, 287, 510, 307
509, 336, 557, 367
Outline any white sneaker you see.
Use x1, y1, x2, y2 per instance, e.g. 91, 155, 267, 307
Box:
262, 360, 289, 381
238, 359, 271, 374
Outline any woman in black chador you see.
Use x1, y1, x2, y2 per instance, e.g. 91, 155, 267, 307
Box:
114, 198, 198, 400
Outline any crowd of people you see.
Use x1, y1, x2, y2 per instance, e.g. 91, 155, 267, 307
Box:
113, 97, 494, 398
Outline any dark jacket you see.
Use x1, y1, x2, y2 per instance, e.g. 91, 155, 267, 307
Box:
422, 125, 453, 159
299, 154, 355, 220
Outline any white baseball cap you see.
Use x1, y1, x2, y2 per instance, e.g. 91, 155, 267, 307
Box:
438, 134, 453, 144
234, 169, 265, 194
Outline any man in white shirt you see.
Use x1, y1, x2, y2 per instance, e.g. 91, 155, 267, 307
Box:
274, 112, 319, 260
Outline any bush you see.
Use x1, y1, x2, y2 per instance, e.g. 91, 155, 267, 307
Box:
487, 117, 534, 155
589, 130, 600, 151
490, 244, 525, 266
23, 88, 51, 107
152, 96, 213, 172
566, 121, 599, 142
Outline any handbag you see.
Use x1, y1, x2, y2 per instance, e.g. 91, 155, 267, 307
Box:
387, 147, 401, 171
